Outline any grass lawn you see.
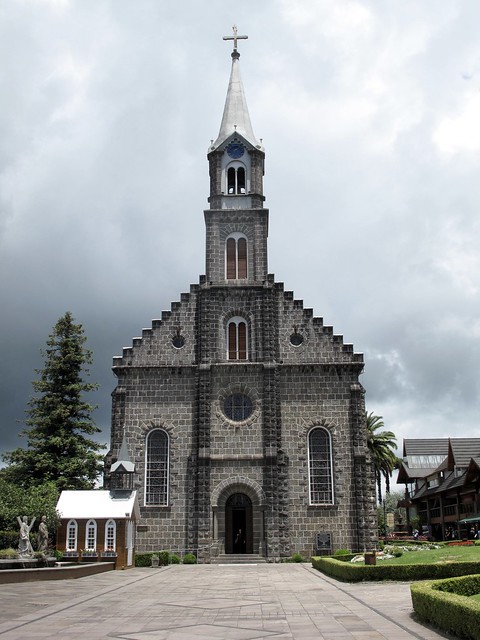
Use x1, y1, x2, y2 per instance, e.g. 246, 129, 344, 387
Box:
378, 545, 480, 565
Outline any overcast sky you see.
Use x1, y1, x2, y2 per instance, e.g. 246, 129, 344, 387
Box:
1, 0, 479, 464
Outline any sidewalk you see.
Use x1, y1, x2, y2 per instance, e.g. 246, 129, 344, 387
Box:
0, 563, 449, 639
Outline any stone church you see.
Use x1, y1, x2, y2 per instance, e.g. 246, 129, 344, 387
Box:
104, 33, 377, 560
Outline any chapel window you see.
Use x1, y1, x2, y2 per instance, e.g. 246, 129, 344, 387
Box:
66, 519, 78, 551
85, 519, 97, 551
308, 427, 334, 505
145, 429, 169, 506
227, 316, 248, 360
226, 234, 247, 279
105, 519, 116, 551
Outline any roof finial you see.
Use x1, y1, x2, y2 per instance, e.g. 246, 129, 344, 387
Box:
223, 25, 248, 54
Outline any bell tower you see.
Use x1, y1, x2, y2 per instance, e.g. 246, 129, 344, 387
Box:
204, 27, 268, 286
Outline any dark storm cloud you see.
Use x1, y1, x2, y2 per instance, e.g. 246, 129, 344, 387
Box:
1, 0, 479, 459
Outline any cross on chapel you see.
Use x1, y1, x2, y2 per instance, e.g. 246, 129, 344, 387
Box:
223, 25, 248, 51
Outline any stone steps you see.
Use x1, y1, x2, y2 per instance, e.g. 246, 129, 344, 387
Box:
212, 554, 266, 564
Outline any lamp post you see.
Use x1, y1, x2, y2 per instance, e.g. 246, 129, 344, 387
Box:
383, 498, 387, 543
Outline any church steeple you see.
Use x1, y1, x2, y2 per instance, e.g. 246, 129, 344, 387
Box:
207, 27, 265, 211
211, 28, 263, 151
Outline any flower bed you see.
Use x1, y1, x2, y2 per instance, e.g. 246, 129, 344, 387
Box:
447, 541, 475, 547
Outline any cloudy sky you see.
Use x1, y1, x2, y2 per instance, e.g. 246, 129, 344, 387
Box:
1, 0, 479, 464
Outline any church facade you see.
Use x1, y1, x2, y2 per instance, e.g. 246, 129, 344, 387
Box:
104, 37, 377, 560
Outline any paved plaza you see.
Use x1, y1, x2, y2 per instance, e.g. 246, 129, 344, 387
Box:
0, 563, 448, 639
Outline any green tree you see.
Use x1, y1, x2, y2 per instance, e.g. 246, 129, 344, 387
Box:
376, 490, 406, 536
0, 473, 60, 533
3, 312, 104, 490
366, 412, 398, 503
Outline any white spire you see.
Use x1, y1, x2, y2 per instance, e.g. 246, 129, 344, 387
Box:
211, 42, 263, 151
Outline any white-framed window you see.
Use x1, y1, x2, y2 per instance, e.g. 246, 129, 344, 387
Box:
145, 429, 169, 506
227, 316, 248, 360
85, 519, 97, 551
226, 233, 247, 280
105, 519, 116, 551
227, 164, 246, 194
66, 519, 78, 551
308, 427, 334, 505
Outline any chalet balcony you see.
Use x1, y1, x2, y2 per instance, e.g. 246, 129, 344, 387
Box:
444, 505, 457, 516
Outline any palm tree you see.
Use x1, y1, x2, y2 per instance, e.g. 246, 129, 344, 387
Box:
365, 412, 398, 503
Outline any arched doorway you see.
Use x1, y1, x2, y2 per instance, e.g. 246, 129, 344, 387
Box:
225, 493, 253, 554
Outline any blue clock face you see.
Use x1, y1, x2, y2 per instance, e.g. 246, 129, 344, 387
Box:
226, 142, 245, 159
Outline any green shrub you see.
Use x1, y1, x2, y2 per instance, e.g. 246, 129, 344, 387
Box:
334, 549, 351, 556
135, 552, 156, 567
411, 575, 480, 640
0, 548, 18, 559
183, 553, 197, 564
135, 551, 171, 567
170, 554, 181, 564
157, 550, 170, 566
283, 552, 304, 563
0, 531, 20, 550
311, 556, 480, 582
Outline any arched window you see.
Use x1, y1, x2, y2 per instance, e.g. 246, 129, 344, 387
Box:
227, 316, 248, 360
66, 519, 78, 551
308, 427, 334, 505
85, 519, 97, 551
227, 165, 246, 194
226, 234, 247, 280
145, 429, 169, 506
105, 519, 116, 551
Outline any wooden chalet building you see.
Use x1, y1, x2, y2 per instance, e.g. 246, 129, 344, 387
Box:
397, 438, 480, 541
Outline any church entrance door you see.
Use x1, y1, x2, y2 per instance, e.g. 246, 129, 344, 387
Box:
225, 493, 253, 554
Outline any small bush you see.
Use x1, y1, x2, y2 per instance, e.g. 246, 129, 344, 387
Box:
183, 553, 197, 564
334, 549, 351, 556
170, 554, 181, 564
0, 548, 18, 559
157, 550, 170, 566
291, 553, 304, 562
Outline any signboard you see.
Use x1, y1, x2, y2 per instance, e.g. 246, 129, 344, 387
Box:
316, 532, 332, 552
386, 513, 394, 528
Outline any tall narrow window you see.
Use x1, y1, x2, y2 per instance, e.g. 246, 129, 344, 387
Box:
308, 427, 334, 505
145, 429, 169, 506
226, 234, 247, 280
85, 519, 97, 551
105, 519, 116, 551
227, 317, 247, 360
66, 519, 78, 551
226, 164, 247, 194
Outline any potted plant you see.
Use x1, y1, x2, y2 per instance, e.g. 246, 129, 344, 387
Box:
81, 548, 99, 561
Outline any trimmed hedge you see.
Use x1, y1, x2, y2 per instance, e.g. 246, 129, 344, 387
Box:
311, 556, 480, 582
411, 574, 480, 639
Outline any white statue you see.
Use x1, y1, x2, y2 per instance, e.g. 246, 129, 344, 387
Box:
17, 515, 36, 556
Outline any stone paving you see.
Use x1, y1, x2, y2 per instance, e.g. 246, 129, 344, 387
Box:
0, 563, 449, 639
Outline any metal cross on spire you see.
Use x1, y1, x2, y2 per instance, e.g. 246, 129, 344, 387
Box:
223, 25, 248, 52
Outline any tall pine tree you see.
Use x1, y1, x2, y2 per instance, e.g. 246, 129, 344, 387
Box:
4, 312, 104, 490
